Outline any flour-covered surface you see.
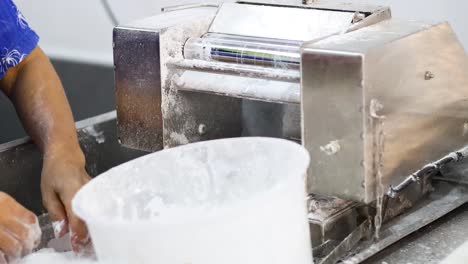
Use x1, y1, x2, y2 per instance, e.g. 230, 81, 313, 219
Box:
363, 203, 468, 264
17, 249, 97, 264
441, 240, 468, 264
174, 70, 301, 104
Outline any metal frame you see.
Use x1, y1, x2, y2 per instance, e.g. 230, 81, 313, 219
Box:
0, 112, 146, 215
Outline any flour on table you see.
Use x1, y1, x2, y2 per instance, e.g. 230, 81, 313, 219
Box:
16, 249, 97, 264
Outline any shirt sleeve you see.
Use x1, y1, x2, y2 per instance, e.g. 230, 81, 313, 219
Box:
0, 0, 39, 79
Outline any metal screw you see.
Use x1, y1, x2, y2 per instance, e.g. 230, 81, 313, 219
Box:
424, 71, 435, 80
360, 132, 365, 140
198, 124, 207, 136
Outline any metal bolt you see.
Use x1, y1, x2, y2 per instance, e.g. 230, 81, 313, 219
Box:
424, 71, 435, 80
198, 124, 207, 136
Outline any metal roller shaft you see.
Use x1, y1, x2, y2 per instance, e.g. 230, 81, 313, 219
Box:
184, 33, 301, 69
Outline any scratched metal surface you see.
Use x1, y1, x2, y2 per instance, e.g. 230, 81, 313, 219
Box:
363, 203, 468, 264
0, 113, 147, 215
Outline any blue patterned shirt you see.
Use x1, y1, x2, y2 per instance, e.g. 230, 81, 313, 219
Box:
0, 0, 39, 79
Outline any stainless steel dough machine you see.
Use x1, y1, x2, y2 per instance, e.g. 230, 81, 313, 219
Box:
113, 1, 468, 263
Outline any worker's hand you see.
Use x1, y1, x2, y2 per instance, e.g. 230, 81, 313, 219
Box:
0, 192, 41, 263
40, 148, 91, 253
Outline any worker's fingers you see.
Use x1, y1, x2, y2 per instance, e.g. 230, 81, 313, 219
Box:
53, 167, 91, 254
60, 191, 90, 253
42, 189, 67, 221
42, 190, 69, 238
0, 227, 22, 261
1, 217, 40, 255
20, 220, 41, 256
67, 204, 88, 249
0, 192, 41, 259
41, 159, 91, 254
0, 193, 36, 225
6, 216, 41, 256
2, 217, 29, 243
69, 213, 90, 254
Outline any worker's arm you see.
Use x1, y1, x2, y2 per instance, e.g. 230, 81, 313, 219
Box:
0, 46, 91, 253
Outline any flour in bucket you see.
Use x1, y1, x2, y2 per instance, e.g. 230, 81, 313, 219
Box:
69, 138, 313, 264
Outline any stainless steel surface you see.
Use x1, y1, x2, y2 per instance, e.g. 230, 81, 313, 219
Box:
363, 203, 468, 264
303, 0, 389, 14
210, 3, 356, 42
161, 3, 219, 13
301, 48, 365, 202
184, 34, 301, 68
308, 195, 363, 258
172, 59, 301, 82
244, 0, 388, 15
320, 220, 372, 264
343, 182, 468, 263
114, 27, 163, 152
174, 71, 300, 104
157, 10, 242, 148
114, 7, 218, 151
302, 20, 468, 203
387, 145, 468, 198
345, 7, 392, 34
0, 112, 147, 215
113, 3, 468, 262
114, 1, 391, 152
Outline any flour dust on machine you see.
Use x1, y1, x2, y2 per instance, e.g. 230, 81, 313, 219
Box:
112, 1, 468, 263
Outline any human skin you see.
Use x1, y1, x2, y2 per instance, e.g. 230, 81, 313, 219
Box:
0, 46, 91, 259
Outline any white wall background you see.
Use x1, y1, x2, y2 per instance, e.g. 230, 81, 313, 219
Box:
15, 0, 468, 66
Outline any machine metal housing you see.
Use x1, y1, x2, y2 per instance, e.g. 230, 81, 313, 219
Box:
113, 1, 468, 262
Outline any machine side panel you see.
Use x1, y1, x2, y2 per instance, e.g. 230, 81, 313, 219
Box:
363, 23, 468, 209
114, 27, 163, 152
302, 20, 468, 205
159, 16, 243, 148
301, 49, 366, 202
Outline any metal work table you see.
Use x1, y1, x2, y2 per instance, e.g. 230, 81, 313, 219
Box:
2, 111, 468, 263
365, 203, 468, 264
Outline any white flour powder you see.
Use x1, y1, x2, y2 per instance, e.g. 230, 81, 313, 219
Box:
17, 249, 97, 264
23, 221, 42, 255
69, 138, 312, 264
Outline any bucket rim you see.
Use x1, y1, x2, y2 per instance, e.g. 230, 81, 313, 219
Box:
72, 137, 310, 225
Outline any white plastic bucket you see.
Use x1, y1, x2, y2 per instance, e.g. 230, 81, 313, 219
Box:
73, 137, 312, 264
